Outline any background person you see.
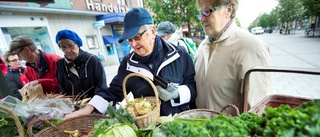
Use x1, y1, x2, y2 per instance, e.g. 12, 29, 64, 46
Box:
9, 35, 61, 94
3, 52, 25, 100
194, 0, 272, 115
55, 29, 108, 100
65, 8, 196, 119
0, 56, 8, 76
157, 21, 189, 52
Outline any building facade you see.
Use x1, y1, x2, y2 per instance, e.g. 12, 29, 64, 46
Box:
0, 0, 144, 65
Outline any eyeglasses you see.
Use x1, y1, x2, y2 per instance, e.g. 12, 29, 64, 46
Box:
16, 48, 25, 55
198, 2, 227, 19
9, 58, 22, 62
127, 30, 147, 43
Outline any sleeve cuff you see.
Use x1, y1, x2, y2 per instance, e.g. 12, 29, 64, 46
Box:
170, 85, 191, 107
88, 95, 109, 114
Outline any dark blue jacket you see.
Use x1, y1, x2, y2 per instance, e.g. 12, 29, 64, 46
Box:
56, 49, 107, 99
5, 67, 24, 100
98, 36, 196, 116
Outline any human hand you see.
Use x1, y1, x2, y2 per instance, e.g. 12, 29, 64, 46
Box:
23, 80, 38, 87
156, 83, 179, 102
64, 104, 94, 120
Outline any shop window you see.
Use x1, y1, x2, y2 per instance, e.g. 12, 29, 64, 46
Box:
117, 0, 126, 5
86, 36, 99, 49
106, 43, 114, 55
113, 25, 124, 35
1, 26, 55, 54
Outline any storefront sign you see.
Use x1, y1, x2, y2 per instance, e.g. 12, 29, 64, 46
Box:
86, 0, 129, 13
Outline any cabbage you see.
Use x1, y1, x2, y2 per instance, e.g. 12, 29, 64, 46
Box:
98, 123, 137, 137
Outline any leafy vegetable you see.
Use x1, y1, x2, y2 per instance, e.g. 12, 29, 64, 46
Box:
98, 123, 137, 137
0, 111, 26, 137
93, 102, 137, 137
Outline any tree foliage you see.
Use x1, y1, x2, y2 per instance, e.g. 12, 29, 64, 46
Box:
144, 0, 200, 37
300, 0, 320, 16
278, 0, 303, 25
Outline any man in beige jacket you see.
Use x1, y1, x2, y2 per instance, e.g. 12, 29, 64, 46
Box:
194, 0, 272, 115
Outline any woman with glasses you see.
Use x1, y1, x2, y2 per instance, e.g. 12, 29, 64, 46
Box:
194, 0, 272, 115
64, 8, 196, 119
3, 52, 27, 100
55, 29, 107, 103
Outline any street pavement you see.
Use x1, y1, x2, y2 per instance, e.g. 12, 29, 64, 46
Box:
257, 30, 320, 99
104, 30, 320, 100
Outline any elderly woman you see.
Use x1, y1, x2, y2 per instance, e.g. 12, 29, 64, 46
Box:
64, 8, 196, 119
55, 29, 107, 100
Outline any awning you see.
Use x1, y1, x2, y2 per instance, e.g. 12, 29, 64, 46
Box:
96, 13, 125, 24
103, 36, 118, 44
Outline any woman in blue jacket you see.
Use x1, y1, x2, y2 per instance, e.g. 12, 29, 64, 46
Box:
65, 8, 196, 119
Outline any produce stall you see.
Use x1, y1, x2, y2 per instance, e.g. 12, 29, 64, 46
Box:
1, 67, 320, 137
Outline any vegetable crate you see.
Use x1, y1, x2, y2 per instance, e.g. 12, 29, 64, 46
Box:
241, 66, 320, 115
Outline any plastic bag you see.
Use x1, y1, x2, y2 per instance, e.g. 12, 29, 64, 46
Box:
0, 96, 74, 124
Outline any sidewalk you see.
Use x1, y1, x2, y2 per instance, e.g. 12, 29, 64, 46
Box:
104, 63, 119, 86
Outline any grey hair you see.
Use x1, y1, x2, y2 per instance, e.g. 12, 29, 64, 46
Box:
144, 24, 155, 35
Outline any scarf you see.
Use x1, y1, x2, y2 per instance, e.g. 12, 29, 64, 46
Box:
134, 37, 165, 74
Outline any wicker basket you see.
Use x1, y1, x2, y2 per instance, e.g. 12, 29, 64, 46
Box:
122, 73, 161, 128
28, 114, 107, 137
175, 104, 240, 119
249, 94, 311, 116
0, 105, 25, 137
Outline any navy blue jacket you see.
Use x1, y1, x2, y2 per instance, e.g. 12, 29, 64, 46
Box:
5, 67, 24, 100
97, 36, 196, 116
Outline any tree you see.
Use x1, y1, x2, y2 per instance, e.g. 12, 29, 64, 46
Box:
300, 0, 320, 16
144, 0, 200, 37
278, 0, 303, 30
258, 13, 269, 28
268, 8, 280, 28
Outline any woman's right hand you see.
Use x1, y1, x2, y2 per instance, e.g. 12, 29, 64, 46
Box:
64, 104, 95, 120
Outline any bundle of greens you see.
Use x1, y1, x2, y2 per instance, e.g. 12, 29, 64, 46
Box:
159, 99, 320, 137
0, 110, 25, 137
160, 115, 249, 137
262, 99, 320, 137
93, 102, 137, 137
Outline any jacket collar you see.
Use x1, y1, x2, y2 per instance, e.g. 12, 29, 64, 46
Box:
202, 20, 236, 46
26, 50, 49, 77
127, 36, 180, 77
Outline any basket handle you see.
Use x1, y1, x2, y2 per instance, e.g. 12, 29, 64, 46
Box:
0, 105, 25, 137
27, 119, 58, 137
219, 104, 240, 116
122, 73, 160, 109
242, 66, 320, 113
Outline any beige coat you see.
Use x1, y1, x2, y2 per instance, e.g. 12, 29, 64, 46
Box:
194, 22, 272, 115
